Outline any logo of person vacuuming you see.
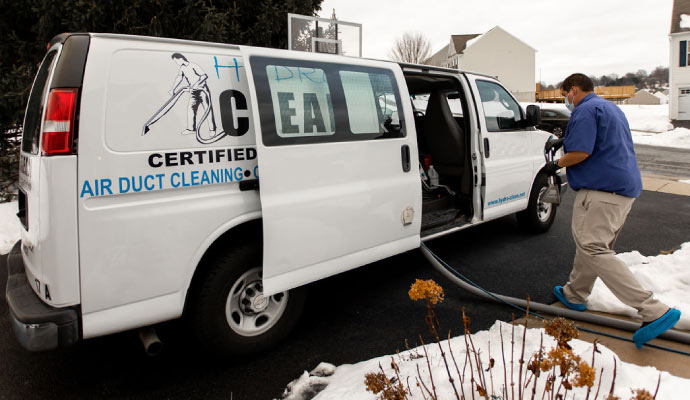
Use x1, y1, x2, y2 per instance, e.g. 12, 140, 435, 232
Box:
79, 53, 258, 199
142, 52, 250, 144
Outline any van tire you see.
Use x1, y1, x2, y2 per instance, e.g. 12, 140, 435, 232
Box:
516, 173, 557, 233
188, 241, 306, 358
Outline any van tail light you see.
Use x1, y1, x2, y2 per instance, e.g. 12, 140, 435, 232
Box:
42, 88, 78, 155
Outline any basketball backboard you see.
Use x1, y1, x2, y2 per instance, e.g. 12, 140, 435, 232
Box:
288, 13, 362, 57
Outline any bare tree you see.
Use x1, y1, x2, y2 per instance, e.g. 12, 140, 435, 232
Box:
389, 32, 432, 64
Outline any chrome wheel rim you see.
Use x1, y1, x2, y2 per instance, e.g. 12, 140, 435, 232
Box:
536, 187, 553, 222
225, 267, 288, 337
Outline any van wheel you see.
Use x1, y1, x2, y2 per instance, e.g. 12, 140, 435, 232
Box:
188, 241, 306, 358
516, 173, 557, 233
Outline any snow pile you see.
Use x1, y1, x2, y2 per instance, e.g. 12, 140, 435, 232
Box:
618, 104, 673, 133
632, 127, 690, 150
284, 321, 690, 400
586, 243, 690, 331
0, 201, 20, 255
280, 362, 336, 400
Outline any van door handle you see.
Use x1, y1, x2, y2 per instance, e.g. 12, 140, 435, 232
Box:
239, 179, 259, 191
483, 138, 490, 158
401, 144, 411, 172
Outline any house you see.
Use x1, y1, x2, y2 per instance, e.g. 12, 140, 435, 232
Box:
669, 0, 690, 125
654, 91, 670, 104
426, 26, 536, 102
625, 89, 663, 105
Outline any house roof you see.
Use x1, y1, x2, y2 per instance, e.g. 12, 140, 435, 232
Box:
425, 44, 450, 66
426, 26, 536, 66
671, 0, 690, 34
451, 34, 481, 54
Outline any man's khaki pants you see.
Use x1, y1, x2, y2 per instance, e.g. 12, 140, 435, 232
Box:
562, 189, 668, 322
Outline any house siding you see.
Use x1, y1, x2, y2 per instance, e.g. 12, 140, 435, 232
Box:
669, 33, 690, 120
458, 28, 536, 102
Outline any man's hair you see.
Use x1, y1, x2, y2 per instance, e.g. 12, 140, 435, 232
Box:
171, 53, 188, 61
560, 73, 594, 92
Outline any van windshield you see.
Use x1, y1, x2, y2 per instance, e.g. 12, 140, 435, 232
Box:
22, 50, 57, 154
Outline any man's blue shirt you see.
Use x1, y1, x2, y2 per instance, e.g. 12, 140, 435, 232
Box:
563, 93, 642, 198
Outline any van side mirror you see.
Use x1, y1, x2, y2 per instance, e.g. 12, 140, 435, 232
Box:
523, 105, 541, 127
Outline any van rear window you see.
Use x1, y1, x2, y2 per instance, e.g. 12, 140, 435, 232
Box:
251, 57, 405, 146
22, 50, 58, 154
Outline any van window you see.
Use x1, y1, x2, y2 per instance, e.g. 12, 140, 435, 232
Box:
22, 50, 58, 154
476, 80, 523, 131
266, 66, 335, 138
340, 71, 401, 134
251, 57, 405, 146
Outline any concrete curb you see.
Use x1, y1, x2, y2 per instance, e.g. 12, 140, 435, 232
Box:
642, 174, 690, 196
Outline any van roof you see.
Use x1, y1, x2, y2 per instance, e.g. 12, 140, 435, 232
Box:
51, 32, 501, 81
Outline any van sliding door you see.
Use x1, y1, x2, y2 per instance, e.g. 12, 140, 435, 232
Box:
241, 46, 421, 295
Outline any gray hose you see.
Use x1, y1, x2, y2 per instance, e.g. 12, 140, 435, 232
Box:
421, 245, 690, 345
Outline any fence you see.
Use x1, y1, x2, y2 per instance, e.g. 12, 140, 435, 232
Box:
536, 85, 636, 103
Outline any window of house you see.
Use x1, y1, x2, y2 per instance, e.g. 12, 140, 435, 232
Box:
681, 40, 688, 67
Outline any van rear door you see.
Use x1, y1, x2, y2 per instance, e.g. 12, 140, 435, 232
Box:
17, 34, 87, 307
241, 46, 421, 295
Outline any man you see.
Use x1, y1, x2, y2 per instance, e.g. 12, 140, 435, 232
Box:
545, 73, 680, 349
170, 53, 217, 137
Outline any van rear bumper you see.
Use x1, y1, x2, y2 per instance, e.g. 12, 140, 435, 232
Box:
5, 241, 79, 351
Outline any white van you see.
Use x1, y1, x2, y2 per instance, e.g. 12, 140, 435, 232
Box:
7, 33, 565, 356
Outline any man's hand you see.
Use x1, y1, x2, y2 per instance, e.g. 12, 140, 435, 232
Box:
543, 160, 561, 175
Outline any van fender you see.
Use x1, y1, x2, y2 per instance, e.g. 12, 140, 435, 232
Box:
180, 211, 263, 311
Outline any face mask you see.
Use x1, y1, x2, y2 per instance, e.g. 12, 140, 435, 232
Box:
564, 90, 575, 112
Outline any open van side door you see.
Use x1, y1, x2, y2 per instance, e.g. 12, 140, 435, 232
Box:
466, 75, 533, 220
241, 46, 422, 295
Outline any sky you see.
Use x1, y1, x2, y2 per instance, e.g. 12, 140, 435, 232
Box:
317, 0, 674, 85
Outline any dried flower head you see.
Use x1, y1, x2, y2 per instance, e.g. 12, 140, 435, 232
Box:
381, 383, 407, 400
365, 372, 387, 394
605, 395, 621, 400
544, 318, 579, 347
629, 389, 654, 400
364, 371, 408, 400
408, 279, 444, 305
573, 361, 596, 388
546, 347, 582, 376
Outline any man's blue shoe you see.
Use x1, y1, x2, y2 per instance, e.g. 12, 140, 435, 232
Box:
633, 308, 681, 349
553, 286, 586, 311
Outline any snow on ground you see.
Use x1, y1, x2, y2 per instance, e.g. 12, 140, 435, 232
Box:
681, 180, 690, 185
618, 104, 673, 134
632, 127, 690, 150
586, 243, 690, 331
280, 321, 690, 400
0, 201, 20, 255
600, 104, 690, 150
280, 243, 690, 399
